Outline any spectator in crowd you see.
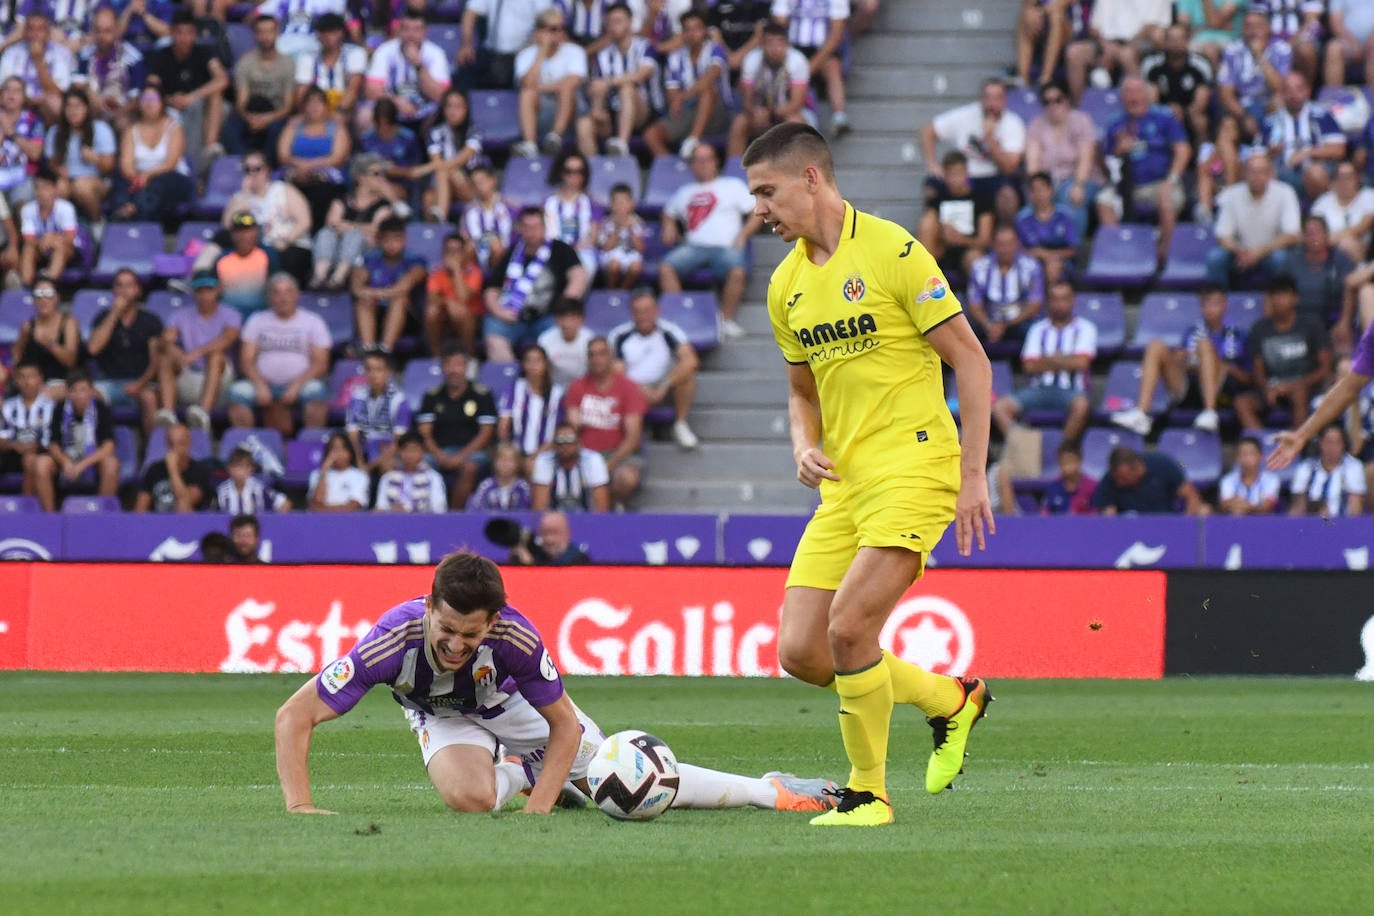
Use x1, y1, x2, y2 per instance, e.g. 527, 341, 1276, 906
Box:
145, 9, 228, 176
0, 10, 73, 121
467, 441, 533, 510
277, 85, 351, 233
199, 531, 236, 562
1207, 149, 1301, 288
221, 150, 314, 283
1140, 23, 1214, 144
992, 279, 1096, 445
771, 0, 849, 136
1015, 172, 1077, 284
45, 88, 116, 224
216, 446, 290, 515
416, 345, 497, 509
310, 153, 394, 291
711, 0, 772, 71
1062, 0, 1167, 99
46, 2, 95, 52
1194, 113, 1244, 224
1264, 71, 1343, 204
1096, 76, 1190, 259
511, 7, 587, 157
659, 143, 761, 340
544, 150, 600, 278
1092, 445, 1210, 515
307, 430, 370, 511
498, 343, 564, 470
229, 513, 265, 563
32, 369, 117, 513
424, 232, 484, 357
966, 223, 1045, 348
918, 150, 995, 276
294, 12, 366, 118
538, 296, 595, 387
0, 77, 43, 209
75, 5, 145, 133
134, 422, 210, 513
423, 88, 482, 222
228, 273, 331, 436
629, 0, 694, 48
577, 2, 660, 158
352, 216, 427, 353
251, 0, 334, 58
509, 509, 592, 565
1016, 0, 1073, 89
374, 430, 449, 513
1311, 160, 1374, 265
462, 165, 513, 275
227, 13, 296, 158
0, 360, 54, 498
18, 165, 76, 288
1112, 284, 1245, 436
0, 191, 17, 286
114, 0, 173, 48
345, 350, 411, 476
1040, 439, 1097, 515
922, 79, 1026, 206
1235, 273, 1331, 430
564, 335, 646, 508
157, 270, 241, 431
483, 206, 587, 363
531, 419, 612, 512
1173, 0, 1242, 68
110, 85, 194, 222
644, 9, 731, 159
1218, 433, 1281, 515
610, 289, 701, 450
88, 269, 161, 436
363, 8, 451, 132
727, 21, 813, 158
1290, 215, 1354, 333
1290, 425, 1366, 517
13, 276, 78, 399
211, 211, 281, 318
1024, 82, 1102, 239
1216, 8, 1291, 142
458, 0, 551, 90
1263, 0, 1325, 83
357, 98, 422, 203
597, 183, 647, 290
1323, 0, 1374, 93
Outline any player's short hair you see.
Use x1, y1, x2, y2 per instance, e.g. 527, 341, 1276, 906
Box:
431, 551, 507, 615
741, 122, 835, 182
940, 150, 968, 170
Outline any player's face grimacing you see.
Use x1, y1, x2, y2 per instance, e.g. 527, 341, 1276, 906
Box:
426, 599, 498, 671
746, 162, 813, 244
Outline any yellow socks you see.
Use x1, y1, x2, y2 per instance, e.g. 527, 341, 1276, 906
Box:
833, 660, 892, 797
884, 650, 964, 718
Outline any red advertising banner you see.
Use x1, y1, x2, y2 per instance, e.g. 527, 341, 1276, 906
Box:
11, 564, 1166, 677
0, 563, 31, 669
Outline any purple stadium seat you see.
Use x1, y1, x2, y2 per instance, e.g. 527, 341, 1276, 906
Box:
1079, 223, 1157, 289
1080, 87, 1123, 137
164, 221, 221, 277
71, 289, 116, 338
431, 0, 465, 21
298, 291, 354, 348
430, 23, 462, 61
61, 495, 121, 513
640, 221, 667, 284
642, 156, 692, 216
1225, 292, 1264, 332
146, 290, 192, 326
1133, 292, 1201, 350
478, 361, 520, 406
282, 437, 327, 490
402, 358, 442, 411
1005, 87, 1043, 126
142, 426, 212, 471
198, 155, 243, 219
219, 427, 285, 465
0, 494, 39, 512
91, 222, 161, 284
991, 360, 1014, 400
1075, 291, 1126, 354
226, 22, 254, 63
328, 358, 365, 410
0, 289, 33, 344
1080, 427, 1144, 481
659, 291, 720, 351
1098, 361, 1170, 417
584, 290, 632, 335
471, 91, 520, 151
1156, 223, 1214, 290
588, 155, 641, 208
501, 156, 555, 210
1158, 428, 1222, 488
114, 426, 139, 484
405, 223, 448, 268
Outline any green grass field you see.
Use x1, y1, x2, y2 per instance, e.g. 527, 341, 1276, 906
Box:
3, 674, 1373, 914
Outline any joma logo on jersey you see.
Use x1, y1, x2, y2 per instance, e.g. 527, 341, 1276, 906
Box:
841, 274, 865, 302
794, 313, 878, 348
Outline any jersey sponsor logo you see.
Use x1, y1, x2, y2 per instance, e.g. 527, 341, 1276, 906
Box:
786, 292, 803, 308
915, 275, 947, 303
793, 312, 878, 349
841, 274, 866, 302
540, 649, 559, 681
899, 240, 914, 258
321, 656, 355, 694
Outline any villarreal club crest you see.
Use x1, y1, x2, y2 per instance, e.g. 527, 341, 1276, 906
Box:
842, 274, 866, 303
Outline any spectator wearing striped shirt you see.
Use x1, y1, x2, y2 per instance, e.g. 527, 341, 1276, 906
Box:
216, 447, 290, 515
966, 223, 1045, 349
608, 289, 700, 450
498, 344, 565, 472
727, 21, 814, 158
577, 3, 661, 158
531, 420, 611, 512
423, 88, 484, 222
1289, 425, 1366, 518
293, 12, 366, 118
992, 280, 1097, 446
769, 0, 849, 136
643, 9, 730, 160
1216, 9, 1292, 142
467, 442, 534, 510
0, 360, 55, 499
74, 5, 145, 133
374, 431, 448, 513
462, 165, 514, 275
345, 350, 412, 476
1218, 435, 1281, 515
1262, 71, 1344, 206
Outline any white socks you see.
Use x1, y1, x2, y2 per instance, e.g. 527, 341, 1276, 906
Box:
492, 760, 529, 811
670, 764, 777, 809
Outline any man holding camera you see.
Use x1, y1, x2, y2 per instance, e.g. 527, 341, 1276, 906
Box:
482, 206, 588, 363
490, 510, 592, 566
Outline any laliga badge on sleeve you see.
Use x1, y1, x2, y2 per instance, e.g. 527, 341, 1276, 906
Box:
321, 657, 355, 694
540, 650, 559, 681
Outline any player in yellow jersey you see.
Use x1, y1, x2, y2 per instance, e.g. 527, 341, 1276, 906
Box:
743, 123, 996, 827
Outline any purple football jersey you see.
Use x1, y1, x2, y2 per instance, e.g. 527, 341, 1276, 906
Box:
316, 598, 564, 718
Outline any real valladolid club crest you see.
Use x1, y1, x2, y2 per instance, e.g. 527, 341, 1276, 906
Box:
842, 274, 866, 302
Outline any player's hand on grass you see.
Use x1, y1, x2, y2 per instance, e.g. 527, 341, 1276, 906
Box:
955, 475, 995, 556
287, 804, 336, 815
795, 447, 840, 488
1266, 431, 1304, 471
521, 800, 555, 815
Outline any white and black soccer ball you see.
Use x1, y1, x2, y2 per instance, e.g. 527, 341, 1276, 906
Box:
585, 729, 680, 821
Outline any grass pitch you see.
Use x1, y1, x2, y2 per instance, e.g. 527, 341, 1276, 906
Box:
2, 674, 1373, 914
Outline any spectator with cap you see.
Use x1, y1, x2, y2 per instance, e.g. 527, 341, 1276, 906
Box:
210, 211, 282, 319
31, 369, 118, 513
110, 84, 194, 222
219, 149, 314, 284
88, 269, 162, 437
144, 9, 229, 175
510, 7, 588, 158
1093, 445, 1210, 515
17, 165, 76, 290
362, 8, 452, 132
1206, 149, 1301, 289
415, 345, 497, 509
459, 0, 554, 90
216, 446, 290, 515
156, 269, 242, 432
227, 12, 296, 159
374, 431, 449, 513
228, 273, 332, 437
134, 422, 211, 513
424, 232, 485, 357
1234, 273, 1331, 431
530, 420, 612, 512
609, 289, 701, 450
351, 215, 427, 354
294, 12, 366, 118
483, 206, 588, 363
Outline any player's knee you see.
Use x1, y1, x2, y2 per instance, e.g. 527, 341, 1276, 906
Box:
778, 642, 831, 685
438, 785, 496, 813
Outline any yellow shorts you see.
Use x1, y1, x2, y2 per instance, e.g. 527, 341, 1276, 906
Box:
786, 456, 960, 591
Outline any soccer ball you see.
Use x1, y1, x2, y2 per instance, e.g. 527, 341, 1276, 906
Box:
585, 729, 680, 821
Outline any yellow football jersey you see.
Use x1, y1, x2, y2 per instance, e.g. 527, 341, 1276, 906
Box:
767, 202, 964, 484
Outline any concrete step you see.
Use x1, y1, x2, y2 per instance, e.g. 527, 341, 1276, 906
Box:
636, 479, 815, 514
879, 1, 1021, 32
687, 406, 790, 441
703, 338, 783, 371
859, 33, 1014, 67
644, 441, 796, 479
832, 135, 927, 170
696, 370, 788, 407
848, 65, 994, 102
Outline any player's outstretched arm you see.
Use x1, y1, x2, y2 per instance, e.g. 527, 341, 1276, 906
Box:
927, 314, 996, 555
524, 694, 581, 815
274, 677, 342, 815
787, 363, 840, 488
1269, 369, 1371, 470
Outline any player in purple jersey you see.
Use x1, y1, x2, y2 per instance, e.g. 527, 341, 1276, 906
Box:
275, 551, 838, 816
1269, 321, 1374, 472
